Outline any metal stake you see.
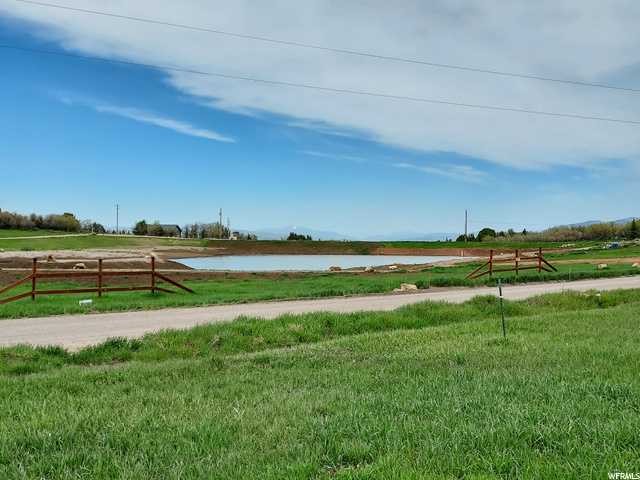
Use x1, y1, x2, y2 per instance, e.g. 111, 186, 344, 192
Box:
499, 278, 506, 339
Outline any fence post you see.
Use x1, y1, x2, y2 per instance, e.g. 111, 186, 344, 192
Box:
31, 258, 37, 302
489, 250, 494, 277
151, 256, 155, 295
538, 247, 542, 273
98, 259, 103, 298
515, 249, 519, 276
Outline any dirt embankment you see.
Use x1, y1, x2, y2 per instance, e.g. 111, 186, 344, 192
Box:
194, 240, 377, 256
162, 242, 509, 258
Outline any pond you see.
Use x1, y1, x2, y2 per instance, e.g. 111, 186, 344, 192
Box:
170, 254, 466, 271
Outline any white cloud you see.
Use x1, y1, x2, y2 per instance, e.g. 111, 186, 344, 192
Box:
392, 162, 489, 183
300, 151, 367, 163
2, 0, 640, 171
304, 150, 488, 182
95, 105, 235, 142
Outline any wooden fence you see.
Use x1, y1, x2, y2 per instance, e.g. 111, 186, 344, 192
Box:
0, 257, 194, 305
465, 247, 557, 279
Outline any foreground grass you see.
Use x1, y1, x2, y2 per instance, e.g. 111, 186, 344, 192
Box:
1, 290, 639, 478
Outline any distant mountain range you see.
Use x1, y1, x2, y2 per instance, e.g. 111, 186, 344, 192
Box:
246, 226, 357, 241
241, 226, 460, 242
363, 232, 461, 242
564, 217, 637, 227
242, 217, 637, 242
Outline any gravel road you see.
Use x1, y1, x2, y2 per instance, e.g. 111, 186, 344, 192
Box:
1, 276, 638, 351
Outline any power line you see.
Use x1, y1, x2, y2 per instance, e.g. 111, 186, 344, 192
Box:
12, 0, 640, 95
2, 44, 640, 126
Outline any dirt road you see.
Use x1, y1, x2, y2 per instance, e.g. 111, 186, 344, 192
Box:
1, 276, 638, 351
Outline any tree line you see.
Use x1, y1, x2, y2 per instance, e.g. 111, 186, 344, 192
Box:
457, 220, 638, 243
132, 220, 256, 239
0, 209, 105, 233
287, 232, 312, 241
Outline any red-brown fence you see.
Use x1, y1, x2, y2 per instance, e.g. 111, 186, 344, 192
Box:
465, 247, 557, 279
0, 257, 194, 305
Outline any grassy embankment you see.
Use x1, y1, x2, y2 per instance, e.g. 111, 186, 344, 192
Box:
0, 231, 208, 250
1, 289, 639, 477
0, 229, 83, 238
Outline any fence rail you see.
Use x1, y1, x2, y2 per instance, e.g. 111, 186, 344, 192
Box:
0, 257, 194, 305
465, 247, 557, 279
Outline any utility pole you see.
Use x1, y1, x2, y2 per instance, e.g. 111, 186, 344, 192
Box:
219, 208, 223, 239
464, 210, 468, 242
116, 204, 119, 235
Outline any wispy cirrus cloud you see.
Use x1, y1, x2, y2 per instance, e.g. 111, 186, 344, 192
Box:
300, 150, 367, 163
54, 91, 236, 142
302, 150, 488, 182
95, 105, 235, 142
393, 162, 489, 183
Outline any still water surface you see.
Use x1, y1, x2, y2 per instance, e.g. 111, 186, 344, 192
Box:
171, 255, 464, 271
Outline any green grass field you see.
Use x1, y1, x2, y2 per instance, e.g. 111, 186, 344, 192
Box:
1, 289, 639, 478
0, 232, 207, 251
0, 229, 83, 238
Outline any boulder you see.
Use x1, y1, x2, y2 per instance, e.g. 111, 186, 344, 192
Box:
394, 283, 418, 292
47, 254, 57, 263
388, 265, 398, 270
597, 263, 607, 270
73, 263, 86, 270
632, 262, 639, 268
364, 266, 373, 273
329, 266, 342, 271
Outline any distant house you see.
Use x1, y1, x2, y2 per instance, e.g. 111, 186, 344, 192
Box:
148, 224, 182, 237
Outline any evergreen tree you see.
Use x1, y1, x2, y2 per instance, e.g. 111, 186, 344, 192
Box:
132, 220, 148, 236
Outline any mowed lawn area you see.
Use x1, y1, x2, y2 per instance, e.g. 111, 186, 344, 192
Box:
1, 290, 639, 478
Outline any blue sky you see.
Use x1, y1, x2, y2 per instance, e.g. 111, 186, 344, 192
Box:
1, 1, 639, 239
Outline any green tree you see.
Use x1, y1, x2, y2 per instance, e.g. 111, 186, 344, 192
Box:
287, 232, 312, 241
132, 220, 148, 236
50, 213, 81, 232
477, 228, 497, 242
585, 222, 614, 241
149, 221, 164, 237
630, 219, 638, 239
